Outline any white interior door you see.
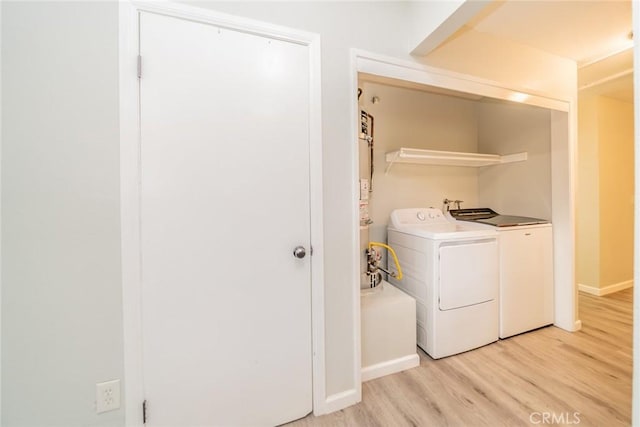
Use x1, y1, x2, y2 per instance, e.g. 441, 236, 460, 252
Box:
139, 12, 312, 426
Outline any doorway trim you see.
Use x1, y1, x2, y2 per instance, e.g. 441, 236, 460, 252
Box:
350, 48, 578, 352
119, 2, 325, 424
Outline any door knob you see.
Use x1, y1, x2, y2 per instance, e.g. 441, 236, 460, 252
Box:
293, 246, 306, 259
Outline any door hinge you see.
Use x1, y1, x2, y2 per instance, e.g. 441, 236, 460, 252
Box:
137, 55, 142, 79
142, 399, 147, 424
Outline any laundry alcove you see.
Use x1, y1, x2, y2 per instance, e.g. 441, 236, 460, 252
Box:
354, 50, 576, 382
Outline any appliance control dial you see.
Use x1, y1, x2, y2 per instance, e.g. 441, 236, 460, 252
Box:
417, 212, 426, 221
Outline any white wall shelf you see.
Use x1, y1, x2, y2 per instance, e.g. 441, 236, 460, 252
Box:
384, 148, 527, 174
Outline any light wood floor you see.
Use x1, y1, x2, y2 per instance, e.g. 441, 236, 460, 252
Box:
290, 289, 633, 427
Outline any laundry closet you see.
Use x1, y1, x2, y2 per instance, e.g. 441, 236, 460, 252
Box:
358, 72, 562, 379
359, 76, 552, 244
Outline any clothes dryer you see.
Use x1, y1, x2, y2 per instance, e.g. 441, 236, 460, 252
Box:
387, 208, 499, 359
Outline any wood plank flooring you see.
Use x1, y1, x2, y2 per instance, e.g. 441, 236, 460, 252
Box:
290, 289, 633, 426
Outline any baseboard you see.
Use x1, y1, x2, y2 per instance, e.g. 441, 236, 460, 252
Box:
578, 280, 633, 296
361, 354, 420, 382
573, 320, 582, 331
317, 388, 360, 415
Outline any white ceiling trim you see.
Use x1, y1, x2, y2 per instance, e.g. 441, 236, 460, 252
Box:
579, 45, 634, 69
579, 68, 633, 91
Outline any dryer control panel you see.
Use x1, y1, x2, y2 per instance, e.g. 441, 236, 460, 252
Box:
390, 208, 447, 227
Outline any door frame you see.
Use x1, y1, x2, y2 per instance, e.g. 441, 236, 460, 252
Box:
119, 2, 325, 424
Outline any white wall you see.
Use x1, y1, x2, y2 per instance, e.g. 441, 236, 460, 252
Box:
2, 2, 124, 426
631, 4, 640, 424
357, 82, 480, 289
577, 93, 634, 291
2, 1, 431, 422
477, 101, 552, 220
0, 1, 585, 424
0, 2, 3, 421
598, 96, 634, 288
358, 82, 480, 244
576, 93, 601, 288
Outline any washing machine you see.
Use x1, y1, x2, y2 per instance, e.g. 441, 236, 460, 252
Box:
387, 208, 499, 359
447, 208, 554, 339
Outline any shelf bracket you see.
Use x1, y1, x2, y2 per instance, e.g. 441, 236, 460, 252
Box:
385, 152, 400, 175
500, 152, 528, 164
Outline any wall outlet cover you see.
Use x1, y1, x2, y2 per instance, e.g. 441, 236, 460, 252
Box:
360, 179, 370, 200
96, 379, 121, 413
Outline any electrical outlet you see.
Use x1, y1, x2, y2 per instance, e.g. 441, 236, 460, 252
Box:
359, 179, 370, 200
96, 379, 121, 413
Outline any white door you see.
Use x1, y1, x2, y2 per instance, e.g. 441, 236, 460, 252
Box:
139, 12, 312, 426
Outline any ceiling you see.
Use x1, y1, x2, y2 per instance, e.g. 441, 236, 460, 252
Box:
464, 0, 633, 101
467, 0, 632, 65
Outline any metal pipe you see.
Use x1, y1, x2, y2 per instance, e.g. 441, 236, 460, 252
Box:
367, 112, 374, 192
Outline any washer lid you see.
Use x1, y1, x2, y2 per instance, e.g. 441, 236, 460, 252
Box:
449, 208, 549, 227
474, 215, 550, 227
